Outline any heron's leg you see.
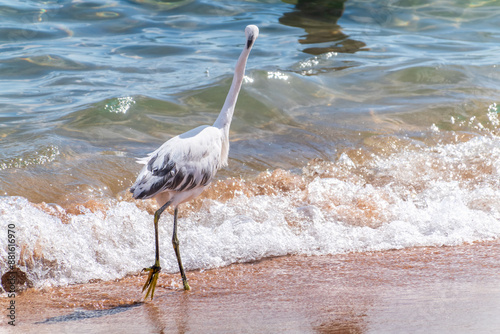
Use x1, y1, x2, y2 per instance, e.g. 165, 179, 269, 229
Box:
142, 200, 171, 300
172, 207, 190, 291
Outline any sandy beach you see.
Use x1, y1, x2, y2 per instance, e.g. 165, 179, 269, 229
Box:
2, 239, 499, 333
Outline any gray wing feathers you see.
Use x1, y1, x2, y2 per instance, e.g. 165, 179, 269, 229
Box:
130, 126, 223, 200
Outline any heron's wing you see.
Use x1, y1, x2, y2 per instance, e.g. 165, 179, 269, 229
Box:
130, 125, 223, 199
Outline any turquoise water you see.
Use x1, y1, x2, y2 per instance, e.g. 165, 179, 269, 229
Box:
1, 0, 500, 288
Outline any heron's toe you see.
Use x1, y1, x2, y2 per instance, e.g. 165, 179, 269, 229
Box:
142, 265, 161, 300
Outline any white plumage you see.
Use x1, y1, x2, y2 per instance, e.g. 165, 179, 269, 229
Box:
131, 125, 224, 207
130, 25, 259, 299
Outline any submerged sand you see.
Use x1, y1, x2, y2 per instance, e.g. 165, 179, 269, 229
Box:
2, 240, 499, 333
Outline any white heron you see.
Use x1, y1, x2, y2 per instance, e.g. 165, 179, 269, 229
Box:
130, 25, 259, 299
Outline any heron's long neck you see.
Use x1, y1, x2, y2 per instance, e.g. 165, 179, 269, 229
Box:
213, 47, 251, 132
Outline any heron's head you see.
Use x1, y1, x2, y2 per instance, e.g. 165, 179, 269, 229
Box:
245, 25, 259, 49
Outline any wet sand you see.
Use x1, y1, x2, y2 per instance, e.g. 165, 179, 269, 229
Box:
2, 240, 500, 333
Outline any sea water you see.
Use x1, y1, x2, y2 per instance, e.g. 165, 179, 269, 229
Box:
1, 0, 500, 289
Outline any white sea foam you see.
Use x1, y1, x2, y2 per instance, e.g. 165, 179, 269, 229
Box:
1, 135, 500, 289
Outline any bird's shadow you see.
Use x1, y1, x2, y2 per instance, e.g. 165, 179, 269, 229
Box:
35, 302, 143, 324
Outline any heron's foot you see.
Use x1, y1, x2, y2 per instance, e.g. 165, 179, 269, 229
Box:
142, 265, 161, 300
182, 278, 191, 291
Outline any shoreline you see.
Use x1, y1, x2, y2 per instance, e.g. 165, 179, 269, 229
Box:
2, 239, 500, 332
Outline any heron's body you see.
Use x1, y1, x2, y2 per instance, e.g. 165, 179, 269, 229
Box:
130, 25, 259, 299
131, 125, 226, 207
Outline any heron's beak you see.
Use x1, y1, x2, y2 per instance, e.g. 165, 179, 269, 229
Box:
246, 35, 254, 49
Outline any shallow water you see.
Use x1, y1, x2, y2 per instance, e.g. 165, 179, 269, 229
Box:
1, 0, 500, 288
